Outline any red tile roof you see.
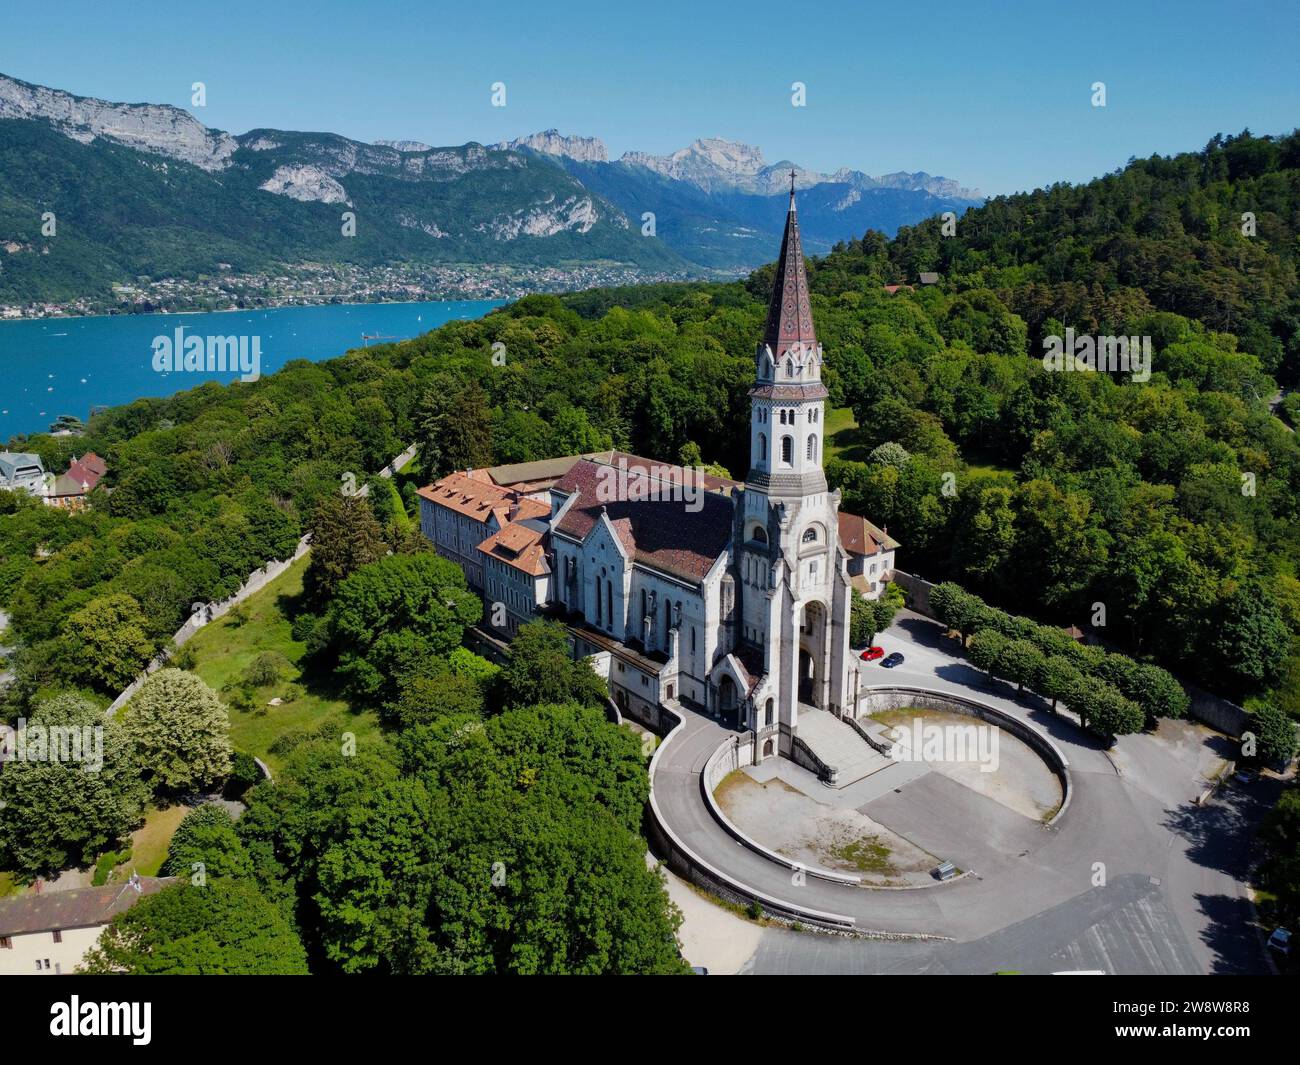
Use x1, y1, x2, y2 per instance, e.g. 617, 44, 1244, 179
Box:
478, 523, 550, 577
53, 452, 107, 496
418, 471, 548, 527
552, 459, 733, 583
838, 511, 900, 555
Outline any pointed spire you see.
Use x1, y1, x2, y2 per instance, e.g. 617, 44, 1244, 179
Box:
762, 185, 816, 360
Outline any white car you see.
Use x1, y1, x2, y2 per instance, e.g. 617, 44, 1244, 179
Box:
1267, 928, 1291, 956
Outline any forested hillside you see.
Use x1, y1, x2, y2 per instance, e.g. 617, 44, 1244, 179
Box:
5, 130, 1300, 714
4, 126, 1300, 968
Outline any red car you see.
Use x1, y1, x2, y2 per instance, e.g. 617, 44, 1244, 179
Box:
860, 646, 885, 662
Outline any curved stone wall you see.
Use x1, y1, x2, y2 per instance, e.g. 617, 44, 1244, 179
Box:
646, 707, 858, 930
855, 685, 1072, 826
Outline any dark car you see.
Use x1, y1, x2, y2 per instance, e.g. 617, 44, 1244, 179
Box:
881, 652, 905, 668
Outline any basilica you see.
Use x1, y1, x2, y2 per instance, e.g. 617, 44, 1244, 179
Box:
418, 187, 898, 761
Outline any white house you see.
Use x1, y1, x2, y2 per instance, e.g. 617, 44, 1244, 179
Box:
0, 876, 173, 975
0, 452, 46, 496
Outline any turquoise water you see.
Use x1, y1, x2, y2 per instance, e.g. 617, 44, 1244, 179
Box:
0, 299, 504, 442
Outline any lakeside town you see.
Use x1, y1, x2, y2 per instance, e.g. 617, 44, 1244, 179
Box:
0, 259, 706, 320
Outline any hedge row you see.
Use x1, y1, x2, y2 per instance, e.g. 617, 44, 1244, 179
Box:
929, 582, 1189, 737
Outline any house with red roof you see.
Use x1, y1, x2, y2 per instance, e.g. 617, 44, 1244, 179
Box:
44, 452, 107, 510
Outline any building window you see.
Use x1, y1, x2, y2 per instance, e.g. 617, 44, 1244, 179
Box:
0, 935, 10, 948
52, 930, 61, 944
781, 436, 793, 465
807, 434, 818, 461
765, 698, 774, 727
758, 433, 766, 461
802, 526, 818, 544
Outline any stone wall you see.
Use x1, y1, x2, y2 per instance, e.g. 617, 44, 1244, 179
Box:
891, 569, 937, 618
644, 707, 858, 930
1182, 682, 1251, 739
790, 734, 834, 783
108, 533, 312, 715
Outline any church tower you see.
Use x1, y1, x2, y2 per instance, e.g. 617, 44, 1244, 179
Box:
736, 178, 855, 755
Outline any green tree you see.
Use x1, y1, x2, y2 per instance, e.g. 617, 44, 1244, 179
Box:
1077, 678, 1145, 740
928, 582, 984, 645
80, 880, 308, 975
494, 619, 609, 711
162, 804, 254, 880
303, 494, 386, 606
63, 593, 156, 692
968, 629, 1009, 679
1213, 582, 1291, 695
123, 668, 233, 792
1011, 479, 1110, 609
951, 483, 1016, 586
311, 704, 683, 974
850, 594, 878, 648
416, 376, 493, 482
999, 638, 1045, 695
388, 667, 486, 729
0, 694, 148, 879
1248, 702, 1298, 766
329, 553, 481, 704
1035, 655, 1085, 713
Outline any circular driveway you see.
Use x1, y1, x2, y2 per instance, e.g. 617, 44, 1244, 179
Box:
650, 611, 1273, 974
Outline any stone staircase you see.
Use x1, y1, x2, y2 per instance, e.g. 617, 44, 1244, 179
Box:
795, 707, 894, 788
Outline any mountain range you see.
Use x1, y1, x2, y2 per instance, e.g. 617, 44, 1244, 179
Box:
0, 72, 984, 306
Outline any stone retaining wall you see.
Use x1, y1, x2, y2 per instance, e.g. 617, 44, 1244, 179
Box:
701, 735, 861, 887
645, 707, 859, 931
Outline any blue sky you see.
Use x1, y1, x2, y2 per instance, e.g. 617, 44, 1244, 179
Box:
3, 0, 1297, 194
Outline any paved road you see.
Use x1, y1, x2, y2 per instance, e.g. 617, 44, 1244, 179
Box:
654, 611, 1272, 975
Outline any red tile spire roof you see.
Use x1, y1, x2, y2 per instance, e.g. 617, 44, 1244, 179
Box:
761, 181, 817, 360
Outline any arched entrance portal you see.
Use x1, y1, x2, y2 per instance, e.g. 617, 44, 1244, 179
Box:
718, 675, 738, 727
798, 600, 827, 708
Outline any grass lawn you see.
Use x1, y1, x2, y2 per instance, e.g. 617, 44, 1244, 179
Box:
112, 803, 191, 879
824, 407, 867, 462
823, 407, 1019, 482
0, 871, 17, 897
182, 554, 383, 775
826, 835, 896, 876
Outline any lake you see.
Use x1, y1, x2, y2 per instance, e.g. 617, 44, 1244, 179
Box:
0, 299, 505, 442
